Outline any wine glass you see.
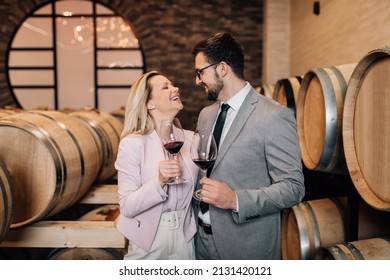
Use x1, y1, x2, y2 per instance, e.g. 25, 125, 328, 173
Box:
190, 128, 218, 200
159, 118, 188, 184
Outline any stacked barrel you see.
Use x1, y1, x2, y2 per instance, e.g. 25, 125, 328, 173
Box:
0, 108, 123, 237
0, 160, 14, 242
273, 76, 302, 115
256, 83, 275, 99
272, 47, 390, 260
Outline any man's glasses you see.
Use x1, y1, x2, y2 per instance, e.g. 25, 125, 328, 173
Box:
195, 62, 220, 79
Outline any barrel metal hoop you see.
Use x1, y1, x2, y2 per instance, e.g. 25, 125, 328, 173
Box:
303, 201, 321, 252
0, 178, 7, 239
322, 67, 347, 172
281, 78, 297, 113
292, 203, 311, 260
75, 116, 113, 168
100, 114, 121, 142
313, 68, 338, 170
345, 242, 365, 260
0, 160, 14, 237
329, 66, 348, 99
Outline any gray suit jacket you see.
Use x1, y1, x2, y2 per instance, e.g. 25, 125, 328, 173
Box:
195, 87, 305, 259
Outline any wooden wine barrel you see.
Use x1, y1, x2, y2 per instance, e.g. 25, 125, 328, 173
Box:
27, 110, 101, 201
282, 197, 390, 260
343, 48, 390, 211
297, 63, 357, 174
315, 237, 390, 260
282, 198, 346, 260
0, 112, 10, 118
258, 84, 275, 99
0, 111, 100, 228
109, 106, 125, 125
70, 109, 123, 182
0, 108, 23, 118
0, 160, 14, 241
47, 248, 123, 260
273, 76, 302, 114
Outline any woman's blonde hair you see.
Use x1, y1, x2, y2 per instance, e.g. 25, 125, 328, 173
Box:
121, 71, 160, 138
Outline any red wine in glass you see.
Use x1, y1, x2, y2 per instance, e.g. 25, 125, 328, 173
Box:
159, 118, 188, 184
190, 129, 218, 200
192, 159, 215, 170
163, 141, 184, 155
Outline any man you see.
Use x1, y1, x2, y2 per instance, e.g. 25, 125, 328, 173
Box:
192, 32, 305, 260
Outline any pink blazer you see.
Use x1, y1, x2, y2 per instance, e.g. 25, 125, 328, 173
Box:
115, 129, 198, 252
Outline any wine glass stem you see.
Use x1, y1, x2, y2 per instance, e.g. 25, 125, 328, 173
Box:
201, 169, 207, 178
172, 154, 180, 181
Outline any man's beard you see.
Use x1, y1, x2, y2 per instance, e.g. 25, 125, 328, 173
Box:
206, 73, 224, 101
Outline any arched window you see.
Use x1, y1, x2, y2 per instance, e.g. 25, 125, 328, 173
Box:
7, 0, 144, 112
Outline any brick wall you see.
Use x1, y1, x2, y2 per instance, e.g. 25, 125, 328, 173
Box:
0, 0, 263, 130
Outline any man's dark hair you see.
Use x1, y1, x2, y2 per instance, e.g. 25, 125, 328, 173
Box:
192, 32, 245, 79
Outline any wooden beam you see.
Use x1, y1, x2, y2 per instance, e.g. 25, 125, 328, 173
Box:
0, 221, 126, 248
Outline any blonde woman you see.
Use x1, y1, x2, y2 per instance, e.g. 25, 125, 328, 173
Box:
115, 71, 198, 260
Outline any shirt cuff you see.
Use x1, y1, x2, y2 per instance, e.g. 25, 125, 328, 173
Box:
233, 192, 239, 213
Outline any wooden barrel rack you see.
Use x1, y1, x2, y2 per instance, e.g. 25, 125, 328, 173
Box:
0, 183, 125, 260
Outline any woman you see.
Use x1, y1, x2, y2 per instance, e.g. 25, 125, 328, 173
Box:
115, 71, 198, 260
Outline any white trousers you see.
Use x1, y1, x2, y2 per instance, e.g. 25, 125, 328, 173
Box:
124, 210, 195, 260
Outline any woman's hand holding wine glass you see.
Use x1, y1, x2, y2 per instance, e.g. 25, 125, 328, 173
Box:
190, 128, 218, 200
159, 118, 188, 185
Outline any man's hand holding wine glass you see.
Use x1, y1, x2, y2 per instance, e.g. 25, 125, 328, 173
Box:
199, 177, 237, 211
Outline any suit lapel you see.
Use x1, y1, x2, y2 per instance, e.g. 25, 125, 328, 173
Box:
197, 102, 220, 132
212, 89, 259, 172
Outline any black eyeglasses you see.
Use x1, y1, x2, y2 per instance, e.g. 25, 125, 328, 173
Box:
195, 62, 220, 79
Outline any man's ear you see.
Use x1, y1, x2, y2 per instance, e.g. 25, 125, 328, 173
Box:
147, 100, 156, 110
220, 61, 228, 77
